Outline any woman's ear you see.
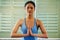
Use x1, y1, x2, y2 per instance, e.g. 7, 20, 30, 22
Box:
34, 7, 35, 11
24, 7, 26, 10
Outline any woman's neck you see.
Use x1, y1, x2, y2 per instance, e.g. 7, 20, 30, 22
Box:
26, 15, 34, 20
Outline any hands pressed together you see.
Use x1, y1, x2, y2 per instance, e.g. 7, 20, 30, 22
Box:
26, 28, 33, 36
25, 26, 39, 37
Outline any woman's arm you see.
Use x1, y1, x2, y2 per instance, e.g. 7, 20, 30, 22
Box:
11, 19, 29, 38
30, 19, 48, 38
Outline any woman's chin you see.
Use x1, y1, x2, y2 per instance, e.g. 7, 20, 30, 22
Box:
29, 13, 31, 14
27, 13, 33, 16
29, 14, 32, 16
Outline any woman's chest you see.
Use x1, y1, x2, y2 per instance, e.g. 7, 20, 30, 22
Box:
26, 21, 34, 29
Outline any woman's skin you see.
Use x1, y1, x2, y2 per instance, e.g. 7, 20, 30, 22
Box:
11, 3, 48, 38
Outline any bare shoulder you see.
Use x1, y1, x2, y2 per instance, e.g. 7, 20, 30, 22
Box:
17, 18, 24, 26
36, 19, 43, 25
19, 18, 24, 23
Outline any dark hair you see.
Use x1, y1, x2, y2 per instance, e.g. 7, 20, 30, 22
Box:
24, 1, 35, 8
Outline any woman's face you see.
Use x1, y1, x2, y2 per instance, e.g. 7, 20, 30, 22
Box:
25, 3, 35, 16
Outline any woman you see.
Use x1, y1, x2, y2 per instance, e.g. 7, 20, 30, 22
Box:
11, 1, 48, 40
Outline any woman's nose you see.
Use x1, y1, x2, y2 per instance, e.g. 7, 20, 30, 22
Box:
29, 8, 31, 11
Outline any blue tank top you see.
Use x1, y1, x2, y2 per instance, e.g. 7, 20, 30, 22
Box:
21, 18, 38, 40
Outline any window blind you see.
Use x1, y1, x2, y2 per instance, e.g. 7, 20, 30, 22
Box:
36, 0, 58, 38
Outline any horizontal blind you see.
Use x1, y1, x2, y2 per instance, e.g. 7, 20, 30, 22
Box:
0, 0, 31, 38
36, 0, 58, 38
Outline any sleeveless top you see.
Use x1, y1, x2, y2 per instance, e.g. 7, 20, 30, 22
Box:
21, 18, 38, 40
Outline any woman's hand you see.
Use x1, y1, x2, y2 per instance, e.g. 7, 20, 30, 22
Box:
26, 29, 30, 36
29, 29, 38, 37
27, 26, 37, 37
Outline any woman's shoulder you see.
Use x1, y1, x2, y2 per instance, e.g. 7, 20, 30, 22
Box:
36, 19, 43, 25
19, 18, 24, 22
36, 19, 42, 22
18, 18, 25, 26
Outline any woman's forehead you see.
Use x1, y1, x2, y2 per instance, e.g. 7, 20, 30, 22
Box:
26, 3, 34, 7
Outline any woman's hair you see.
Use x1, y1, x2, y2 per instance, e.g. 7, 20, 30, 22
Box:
24, 1, 35, 8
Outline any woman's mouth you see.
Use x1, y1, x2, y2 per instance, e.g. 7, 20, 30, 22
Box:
29, 11, 32, 13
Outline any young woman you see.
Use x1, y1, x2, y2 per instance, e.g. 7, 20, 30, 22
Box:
11, 1, 48, 40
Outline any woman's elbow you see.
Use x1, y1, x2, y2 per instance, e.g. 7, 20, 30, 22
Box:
11, 35, 14, 38
10, 34, 13, 38
10, 33, 15, 38
45, 35, 48, 38
44, 34, 48, 38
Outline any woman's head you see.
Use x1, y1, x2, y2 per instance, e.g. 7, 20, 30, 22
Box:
24, 1, 35, 16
